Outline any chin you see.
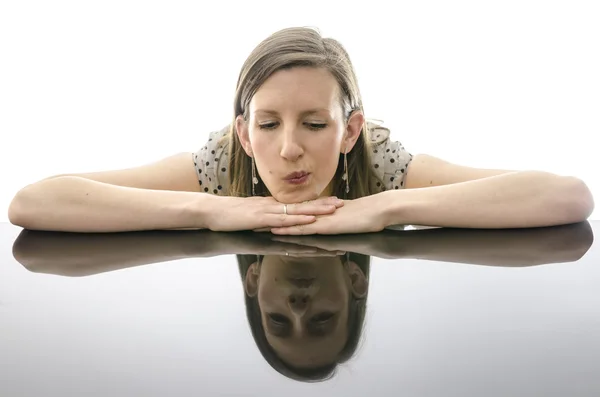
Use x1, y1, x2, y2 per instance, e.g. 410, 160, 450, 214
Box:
272, 189, 321, 204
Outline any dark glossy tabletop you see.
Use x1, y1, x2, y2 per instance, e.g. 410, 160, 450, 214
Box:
0, 221, 598, 397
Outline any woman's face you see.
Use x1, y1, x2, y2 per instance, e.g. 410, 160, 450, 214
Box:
244, 256, 367, 368
236, 66, 364, 204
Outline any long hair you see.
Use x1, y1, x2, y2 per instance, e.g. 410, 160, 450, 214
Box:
224, 26, 383, 199
236, 252, 370, 382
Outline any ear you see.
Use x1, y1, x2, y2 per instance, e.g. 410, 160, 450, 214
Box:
341, 110, 365, 154
344, 260, 368, 299
244, 261, 260, 297
235, 114, 253, 157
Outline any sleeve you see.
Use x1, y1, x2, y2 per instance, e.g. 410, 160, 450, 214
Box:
192, 125, 231, 195
367, 122, 413, 191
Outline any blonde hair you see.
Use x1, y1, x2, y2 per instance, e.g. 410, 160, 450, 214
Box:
225, 26, 383, 199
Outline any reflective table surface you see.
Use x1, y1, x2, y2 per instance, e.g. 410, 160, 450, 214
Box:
0, 221, 598, 396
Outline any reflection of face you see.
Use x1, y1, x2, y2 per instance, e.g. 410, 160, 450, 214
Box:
236, 66, 362, 204
245, 256, 367, 368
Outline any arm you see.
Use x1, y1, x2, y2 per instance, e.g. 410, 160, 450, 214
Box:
384, 222, 594, 266
12, 229, 339, 277
7, 152, 211, 232
271, 220, 593, 266
12, 229, 215, 276
8, 176, 213, 232
384, 154, 594, 228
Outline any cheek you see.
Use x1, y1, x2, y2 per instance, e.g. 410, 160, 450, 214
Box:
317, 273, 350, 301
249, 132, 278, 171
308, 130, 343, 159
324, 281, 349, 301
312, 137, 343, 176
257, 276, 283, 306
249, 132, 270, 156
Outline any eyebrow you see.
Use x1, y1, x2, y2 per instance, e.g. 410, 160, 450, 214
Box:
253, 108, 331, 117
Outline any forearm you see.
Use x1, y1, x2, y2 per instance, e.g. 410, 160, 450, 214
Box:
8, 176, 211, 232
385, 171, 593, 228
12, 229, 227, 276
379, 224, 592, 266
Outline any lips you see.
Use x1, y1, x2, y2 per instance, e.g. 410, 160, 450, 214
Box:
284, 171, 309, 180
287, 277, 315, 288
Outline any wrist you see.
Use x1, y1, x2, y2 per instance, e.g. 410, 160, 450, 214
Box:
182, 192, 221, 230
380, 189, 411, 228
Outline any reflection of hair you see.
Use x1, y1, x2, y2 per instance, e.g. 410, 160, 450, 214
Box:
225, 26, 384, 199
236, 253, 370, 382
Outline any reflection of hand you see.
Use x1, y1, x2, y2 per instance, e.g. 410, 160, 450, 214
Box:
204, 196, 344, 232
210, 232, 345, 257
12, 220, 593, 278
267, 196, 387, 235
239, 241, 345, 257
271, 234, 389, 257
271, 221, 594, 266
11, 228, 347, 278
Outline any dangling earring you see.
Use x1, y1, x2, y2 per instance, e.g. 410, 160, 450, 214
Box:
251, 155, 259, 196
342, 146, 349, 194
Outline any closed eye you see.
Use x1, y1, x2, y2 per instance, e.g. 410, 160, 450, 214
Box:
257, 122, 328, 131
258, 122, 278, 130
307, 123, 327, 131
268, 313, 290, 325
310, 311, 335, 324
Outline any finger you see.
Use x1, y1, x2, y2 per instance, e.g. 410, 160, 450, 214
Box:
269, 198, 343, 217
265, 246, 319, 255
287, 250, 345, 257
313, 196, 345, 208
271, 243, 346, 256
270, 236, 327, 248
271, 223, 316, 236
272, 235, 348, 253
287, 198, 345, 215
253, 227, 271, 232
285, 250, 338, 257
287, 203, 338, 216
271, 235, 321, 245
265, 214, 316, 228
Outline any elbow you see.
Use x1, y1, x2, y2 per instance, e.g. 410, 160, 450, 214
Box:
7, 187, 36, 229
8, 192, 25, 227
563, 177, 595, 223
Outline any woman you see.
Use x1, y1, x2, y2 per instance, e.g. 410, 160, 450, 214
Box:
7, 27, 594, 234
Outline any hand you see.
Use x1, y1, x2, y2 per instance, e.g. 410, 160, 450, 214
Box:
270, 233, 391, 257
266, 195, 388, 235
227, 234, 347, 257
273, 221, 594, 264
204, 195, 345, 232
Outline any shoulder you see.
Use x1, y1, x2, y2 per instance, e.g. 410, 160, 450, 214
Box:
365, 120, 413, 190
192, 125, 231, 195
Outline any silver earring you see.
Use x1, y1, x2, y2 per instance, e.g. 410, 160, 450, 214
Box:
342, 147, 349, 194
251, 155, 259, 196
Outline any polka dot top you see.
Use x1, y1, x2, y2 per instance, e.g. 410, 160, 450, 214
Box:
192, 121, 413, 195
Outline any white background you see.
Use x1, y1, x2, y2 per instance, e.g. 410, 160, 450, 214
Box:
1, 0, 598, 221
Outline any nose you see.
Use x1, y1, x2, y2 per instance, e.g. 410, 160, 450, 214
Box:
279, 128, 304, 161
288, 294, 309, 317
